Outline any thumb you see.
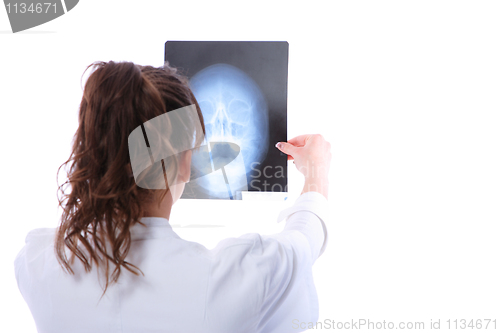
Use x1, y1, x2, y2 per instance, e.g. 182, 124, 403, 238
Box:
275, 142, 297, 157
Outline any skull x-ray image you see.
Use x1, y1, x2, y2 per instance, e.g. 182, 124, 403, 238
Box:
165, 41, 288, 199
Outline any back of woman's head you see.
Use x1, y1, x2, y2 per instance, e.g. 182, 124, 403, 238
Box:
55, 60, 205, 296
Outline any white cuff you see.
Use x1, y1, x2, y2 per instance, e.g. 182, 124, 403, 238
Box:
276, 191, 329, 223
276, 191, 329, 258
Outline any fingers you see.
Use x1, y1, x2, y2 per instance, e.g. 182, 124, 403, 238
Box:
287, 134, 312, 147
276, 134, 328, 160
275, 142, 298, 158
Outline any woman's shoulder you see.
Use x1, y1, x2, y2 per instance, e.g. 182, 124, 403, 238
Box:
17, 227, 58, 261
15, 228, 58, 279
24, 227, 57, 243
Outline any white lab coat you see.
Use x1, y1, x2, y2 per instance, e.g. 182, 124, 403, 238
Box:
14, 191, 329, 333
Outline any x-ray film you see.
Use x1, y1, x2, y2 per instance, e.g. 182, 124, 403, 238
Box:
165, 41, 288, 200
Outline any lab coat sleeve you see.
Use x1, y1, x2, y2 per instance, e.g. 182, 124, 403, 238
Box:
255, 191, 329, 333
277, 191, 329, 262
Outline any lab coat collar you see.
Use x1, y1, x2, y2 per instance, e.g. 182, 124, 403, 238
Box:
129, 216, 181, 240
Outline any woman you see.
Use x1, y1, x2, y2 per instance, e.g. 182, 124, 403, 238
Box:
14, 61, 331, 333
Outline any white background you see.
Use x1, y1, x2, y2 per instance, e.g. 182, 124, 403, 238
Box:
1, 1, 499, 332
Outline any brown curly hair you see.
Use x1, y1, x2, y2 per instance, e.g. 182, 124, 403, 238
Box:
54, 60, 205, 298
